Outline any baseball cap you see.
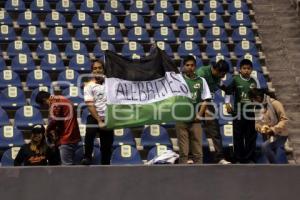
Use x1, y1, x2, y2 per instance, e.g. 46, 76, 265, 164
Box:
32, 124, 45, 134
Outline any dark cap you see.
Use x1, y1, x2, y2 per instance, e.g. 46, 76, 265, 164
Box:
32, 124, 45, 134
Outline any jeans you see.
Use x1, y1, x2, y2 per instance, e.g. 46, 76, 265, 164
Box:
59, 143, 78, 165
261, 136, 287, 164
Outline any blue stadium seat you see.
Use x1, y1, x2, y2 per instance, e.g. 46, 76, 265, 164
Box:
0, 107, 10, 127
40, 54, 65, 72
80, 0, 100, 14
0, 10, 13, 25
176, 13, 198, 29
210, 55, 233, 72
229, 11, 252, 28
21, 26, 44, 43
150, 13, 172, 28
130, 0, 150, 15
203, 1, 224, 14
147, 145, 172, 161
111, 145, 143, 165
69, 54, 91, 72
121, 41, 145, 59
62, 86, 84, 106
113, 128, 136, 148
56, 0, 76, 14
14, 106, 44, 129
228, 0, 250, 14
26, 69, 52, 89
205, 26, 229, 43
0, 25, 16, 42
127, 27, 150, 43
206, 41, 230, 57
48, 27, 71, 43
45, 11, 67, 27
177, 41, 201, 57
57, 69, 80, 89
100, 27, 123, 43
237, 54, 262, 72
71, 12, 93, 27
154, 0, 174, 15
156, 41, 173, 57
153, 27, 176, 43
0, 126, 24, 149
5, 0, 26, 13
221, 72, 233, 87
0, 86, 26, 109
7, 40, 31, 57
251, 71, 267, 89
36, 41, 60, 57
30, 0, 51, 13
178, 0, 199, 15
1, 147, 21, 166
17, 11, 40, 26
11, 54, 36, 72
74, 145, 101, 165
104, 0, 125, 15
93, 41, 116, 58
0, 57, 5, 71
97, 12, 119, 28
124, 13, 145, 29
234, 40, 259, 57
141, 125, 172, 149
75, 26, 97, 43
179, 27, 202, 43
219, 123, 234, 148
202, 13, 225, 28
232, 26, 255, 43
30, 86, 50, 108
0, 70, 22, 89
65, 41, 88, 57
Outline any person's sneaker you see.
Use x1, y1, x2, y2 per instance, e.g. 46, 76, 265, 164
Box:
187, 160, 194, 164
80, 157, 92, 165
218, 159, 231, 164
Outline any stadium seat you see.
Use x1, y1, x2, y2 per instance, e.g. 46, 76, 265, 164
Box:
104, 0, 125, 15
69, 54, 91, 72
251, 71, 268, 89
178, 0, 200, 15
75, 26, 97, 43
150, 13, 172, 28
65, 41, 88, 57
30, 86, 50, 108
0, 57, 5, 71
79, 107, 90, 125
97, 13, 119, 28
234, 40, 259, 57
100, 27, 123, 43
26, 69, 52, 89
93, 41, 116, 58
80, 0, 100, 14
124, 13, 145, 29
228, 0, 250, 14
0, 10, 13, 26
71, 12, 93, 28
0, 25, 16, 42
237, 54, 262, 72
156, 41, 173, 57
220, 72, 233, 88
203, 0, 224, 14
113, 128, 136, 148
206, 41, 230, 57
17, 10, 40, 26
177, 41, 201, 57
179, 27, 202, 43
202, 13, 225, 28
14, 106, 44, 129
205, 26, 229, 43
127, 27, 150, 43
111, 145, 143, 165
48, 26, 71, 43
121, 41, 145, 59
153, 27, 176, 43
61, 86, 84, 106
7, 40, 31, 57
0, 107, 10, 127
219, 123, 234, 148
56, 69, 80, 89
56, 0, 76, 14
0, 126, 24, 149
232, 26, 256, 43
11, 54, 36, 72
36, 41, 60, 57
176, 13, 198, 29
229, 11, 252, 28
5, 0, 26, 13
129, 0, 150, 15
154, 0, 174, 15
1, 147, 21, 166
30, 0, 51, 13
74, 145, 101, 165
0, 86, 26, 109
147, 145, 172, 161
45, 11, 67, 27
21, 26, 44, 43
0, 70, 22, 89
210, 55, 233, 72
141, 125, 172, 149
40, 54, 65, 72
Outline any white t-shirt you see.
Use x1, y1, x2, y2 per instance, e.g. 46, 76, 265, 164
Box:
84, 80, 107, 117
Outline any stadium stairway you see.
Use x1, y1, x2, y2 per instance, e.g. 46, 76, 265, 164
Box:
253, 0, 300, 163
